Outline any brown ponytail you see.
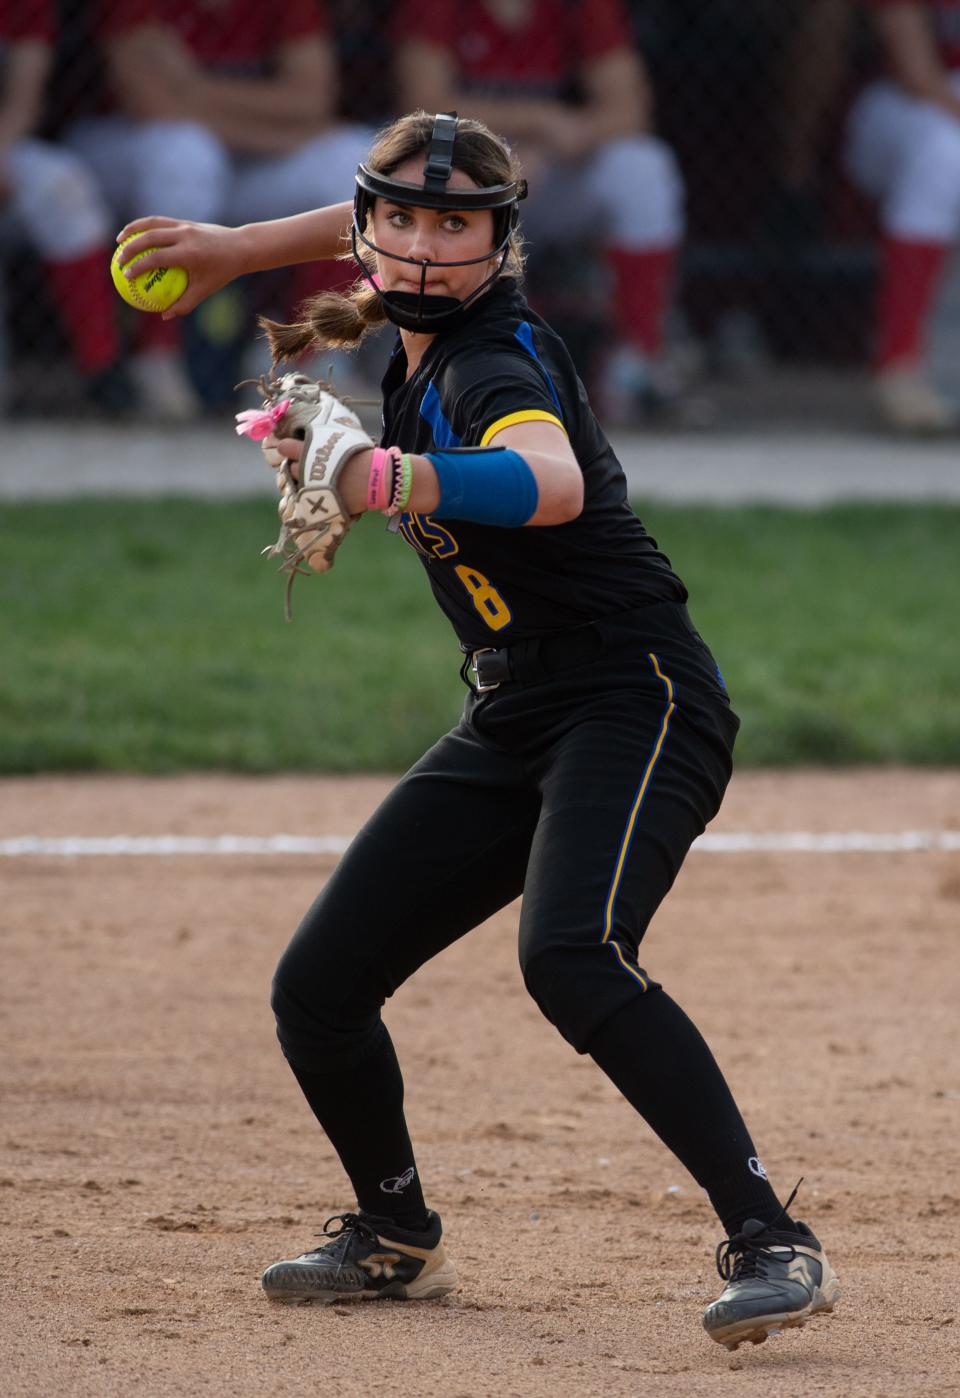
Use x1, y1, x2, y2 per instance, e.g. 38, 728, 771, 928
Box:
259, 258, 388, 361
260, 110, 525, 364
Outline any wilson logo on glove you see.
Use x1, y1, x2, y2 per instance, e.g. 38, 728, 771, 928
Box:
306, 431, 345, 483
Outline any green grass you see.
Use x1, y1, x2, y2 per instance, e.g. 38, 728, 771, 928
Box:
648, 504, 960, 765
1, 499, 957, 772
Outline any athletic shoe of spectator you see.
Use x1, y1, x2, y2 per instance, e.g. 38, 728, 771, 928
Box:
128, 348, 203, 422
874, 365, 959, 435
84, 361, 139, 418
599, 342, 713, 430
710, 308, 773, 382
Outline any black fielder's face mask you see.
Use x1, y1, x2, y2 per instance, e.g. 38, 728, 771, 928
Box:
351, 112, 527, 334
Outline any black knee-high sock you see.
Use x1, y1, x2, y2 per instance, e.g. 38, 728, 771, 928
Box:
586, 989, 795, 1236
287, 1023, 430, 1231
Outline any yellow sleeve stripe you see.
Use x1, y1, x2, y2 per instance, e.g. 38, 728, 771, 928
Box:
480, 410, 567, 445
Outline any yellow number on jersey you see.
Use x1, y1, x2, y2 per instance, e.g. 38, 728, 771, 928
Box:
454, 565, 512, 632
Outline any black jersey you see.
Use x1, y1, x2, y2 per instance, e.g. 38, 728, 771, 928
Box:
380, 278, 687, 649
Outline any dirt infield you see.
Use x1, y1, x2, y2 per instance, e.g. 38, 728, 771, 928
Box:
2, 770, 959, 1397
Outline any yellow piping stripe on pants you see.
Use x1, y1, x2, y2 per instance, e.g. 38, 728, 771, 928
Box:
600, 652, 676, 990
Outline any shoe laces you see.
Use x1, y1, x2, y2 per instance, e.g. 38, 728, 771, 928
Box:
302, 1212, 380, 1273
715, 1178, 803, 1282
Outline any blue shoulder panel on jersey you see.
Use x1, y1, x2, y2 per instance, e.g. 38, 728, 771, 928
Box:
514, 322, 563, 415
426, 447, 539, 527
419, 380, 462, 448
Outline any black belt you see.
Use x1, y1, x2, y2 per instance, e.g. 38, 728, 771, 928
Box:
459, 601, 692, 693
461, 618, 608, 692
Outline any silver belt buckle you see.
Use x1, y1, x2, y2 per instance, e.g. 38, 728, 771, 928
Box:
470, 647, 501, 692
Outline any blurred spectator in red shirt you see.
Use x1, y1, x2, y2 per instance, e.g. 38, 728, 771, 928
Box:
395, 0, 685, 423
64, 0, 373, 417
1, 0, 128, 413
845, 0, 960, 430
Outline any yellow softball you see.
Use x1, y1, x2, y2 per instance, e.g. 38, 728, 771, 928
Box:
110, 235, 188, 313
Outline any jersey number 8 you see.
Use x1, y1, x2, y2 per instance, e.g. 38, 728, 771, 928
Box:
454, 565, 512, 632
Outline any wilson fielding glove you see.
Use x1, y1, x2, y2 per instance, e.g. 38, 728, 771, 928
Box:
236, 372, 373, 618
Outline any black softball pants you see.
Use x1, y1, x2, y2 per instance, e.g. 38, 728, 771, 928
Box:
271, 604, 788, 1235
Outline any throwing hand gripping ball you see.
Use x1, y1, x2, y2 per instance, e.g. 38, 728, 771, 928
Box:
110, 235, 188, 313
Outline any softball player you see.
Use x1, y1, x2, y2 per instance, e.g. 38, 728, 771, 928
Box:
119, 111, 839, 1351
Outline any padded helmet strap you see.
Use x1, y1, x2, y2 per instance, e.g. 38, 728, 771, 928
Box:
422, 111, 458, 193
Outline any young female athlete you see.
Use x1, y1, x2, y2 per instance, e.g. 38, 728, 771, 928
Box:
117, 111, 839, 1351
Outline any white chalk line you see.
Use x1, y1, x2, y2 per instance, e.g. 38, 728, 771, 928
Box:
1, 831, 959, 857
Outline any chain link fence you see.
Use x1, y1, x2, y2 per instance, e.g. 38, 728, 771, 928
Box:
3, 1, 958, 426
